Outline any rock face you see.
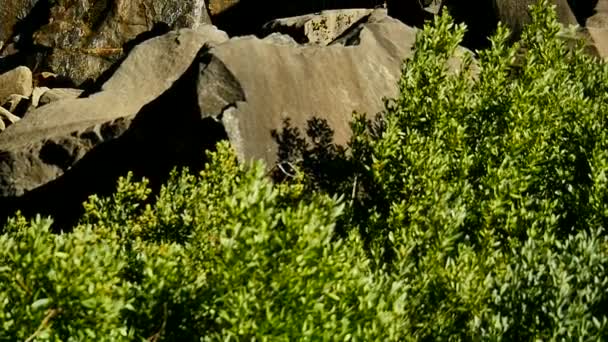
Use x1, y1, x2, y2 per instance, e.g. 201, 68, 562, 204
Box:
198, 9, 421, 165
0, 0, 213, 86
262, 9, 374, 45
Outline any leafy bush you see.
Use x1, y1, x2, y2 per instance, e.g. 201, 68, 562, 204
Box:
2, 0, 608, 339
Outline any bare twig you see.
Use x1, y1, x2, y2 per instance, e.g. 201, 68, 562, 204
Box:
351, 175, 358, 203
26, 308, 61, 342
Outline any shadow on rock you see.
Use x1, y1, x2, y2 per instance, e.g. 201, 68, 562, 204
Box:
212, 0, 386, 37
0, 0, 53, 75
0, 58, 228, 232
270, 114, 396, 263
271, 117, 352, 195
80, 22, 172, 96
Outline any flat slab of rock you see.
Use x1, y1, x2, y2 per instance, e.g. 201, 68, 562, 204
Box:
0, 25, 228, 197
197, 9, 422, 165
0, 66, 33, 101
262, 9, 374, 45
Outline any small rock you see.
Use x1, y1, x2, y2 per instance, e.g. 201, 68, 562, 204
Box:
0, 66, 33, 100
0, 106, 20, 131
30, 86, 49, 108
1, 94, 29, 116
39, 88, 84, 107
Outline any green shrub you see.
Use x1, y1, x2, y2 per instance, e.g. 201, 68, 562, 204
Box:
2, 1, 608, 339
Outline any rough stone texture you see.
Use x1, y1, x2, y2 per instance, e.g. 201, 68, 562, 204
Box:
262, 9, 374, 45
0, 0, 40, 45
27, 0, 212, 85
38, 88, 84, 107
197, 9, 471, 165
0, 25, 228, 199
0, 66, 33, 101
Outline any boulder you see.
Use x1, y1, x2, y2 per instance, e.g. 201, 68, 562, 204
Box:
196, 9, 470, 165
0, 66, 33, 101
0, 25, 228, 199
262, 9, 374, 45
22, 0, 213, 85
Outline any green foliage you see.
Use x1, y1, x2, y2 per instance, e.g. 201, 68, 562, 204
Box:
2, 1, 608, 339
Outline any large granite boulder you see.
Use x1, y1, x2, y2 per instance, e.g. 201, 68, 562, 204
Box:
197, 9, 471, 165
